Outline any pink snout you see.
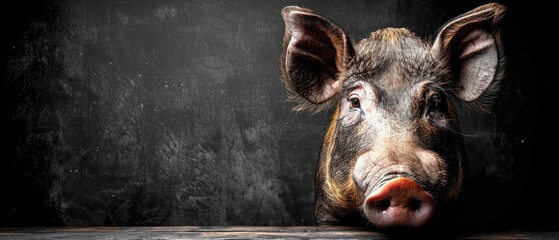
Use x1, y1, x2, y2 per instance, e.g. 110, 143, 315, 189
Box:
364, 177, 435, 228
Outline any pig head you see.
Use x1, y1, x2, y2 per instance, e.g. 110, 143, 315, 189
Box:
279, 3, 506, 229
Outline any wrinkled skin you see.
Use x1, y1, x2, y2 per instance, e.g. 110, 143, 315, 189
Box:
279, 3, 506, 231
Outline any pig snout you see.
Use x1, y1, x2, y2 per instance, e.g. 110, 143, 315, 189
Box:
364, 177, 435, 228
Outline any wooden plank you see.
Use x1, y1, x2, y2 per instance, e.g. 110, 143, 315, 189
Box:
1, 226, 558, 239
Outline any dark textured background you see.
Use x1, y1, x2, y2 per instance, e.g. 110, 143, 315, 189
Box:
1, 0, 556, 230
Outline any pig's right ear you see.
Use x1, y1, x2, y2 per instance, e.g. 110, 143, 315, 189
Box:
280, 6, 355, 112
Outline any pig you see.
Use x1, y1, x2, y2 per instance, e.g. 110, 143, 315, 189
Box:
279, 3, 506, 230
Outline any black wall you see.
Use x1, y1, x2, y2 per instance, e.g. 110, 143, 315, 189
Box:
1, 0, 556, 230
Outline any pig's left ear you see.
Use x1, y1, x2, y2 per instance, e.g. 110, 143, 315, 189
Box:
432, 3, 506, 111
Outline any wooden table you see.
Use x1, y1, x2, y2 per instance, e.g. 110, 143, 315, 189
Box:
1, 226, 559, 239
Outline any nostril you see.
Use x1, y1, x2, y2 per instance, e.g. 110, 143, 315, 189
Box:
408, 198, 421, 211
378, 199, 390, 211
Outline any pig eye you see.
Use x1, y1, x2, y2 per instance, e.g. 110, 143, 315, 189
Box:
340, 96, 364, 126
428, 93, 442, 111
349, 97, 361, 108
426, 93, 449, 129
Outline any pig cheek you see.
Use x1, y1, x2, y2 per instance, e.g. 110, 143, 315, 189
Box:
416, 150, 447, 187
352, 152, 386, 197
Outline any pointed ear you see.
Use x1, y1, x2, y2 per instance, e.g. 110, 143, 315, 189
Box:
280, 6, 355, 112
432, 3, 506, 111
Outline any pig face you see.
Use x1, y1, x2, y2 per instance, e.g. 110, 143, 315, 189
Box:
279, 3, 506, 230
